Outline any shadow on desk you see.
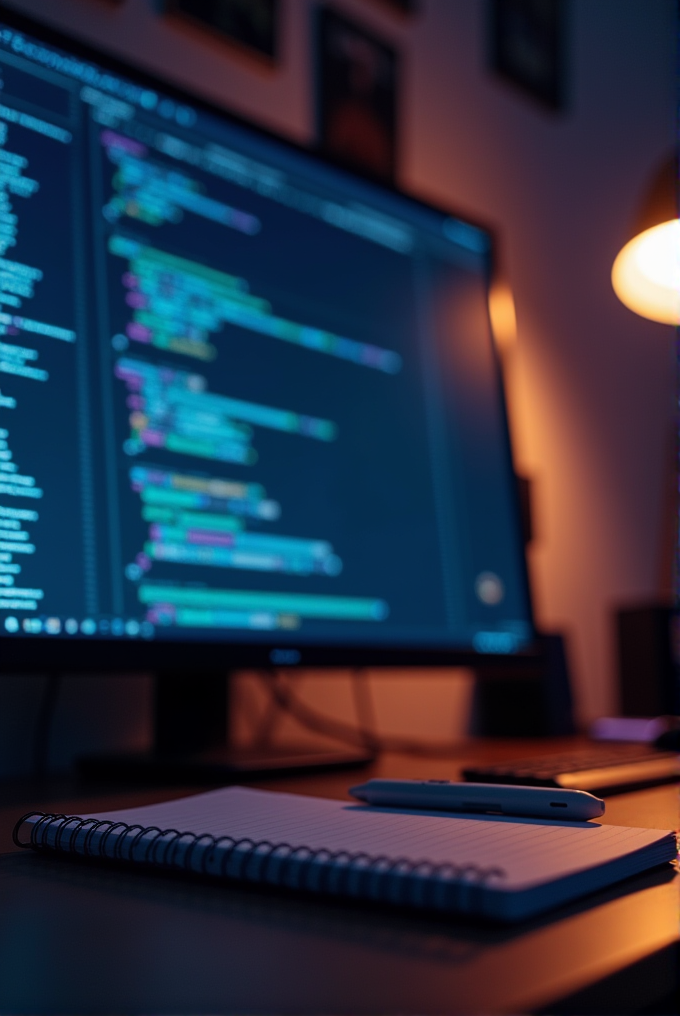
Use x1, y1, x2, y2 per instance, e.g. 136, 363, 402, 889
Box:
0, 850, 677, 1015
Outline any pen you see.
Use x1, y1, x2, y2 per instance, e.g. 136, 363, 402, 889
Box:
349, 779, 605, 821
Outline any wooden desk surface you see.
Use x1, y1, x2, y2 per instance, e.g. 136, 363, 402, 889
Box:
0, 742, 678, 1015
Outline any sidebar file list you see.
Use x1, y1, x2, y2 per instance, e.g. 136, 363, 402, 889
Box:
0, 63, 91, 631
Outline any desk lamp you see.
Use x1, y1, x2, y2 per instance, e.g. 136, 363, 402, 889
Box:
609, 154, 679, 745
611, 154, 679, 324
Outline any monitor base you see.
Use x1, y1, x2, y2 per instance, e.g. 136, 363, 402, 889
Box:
76, 744, 375, 786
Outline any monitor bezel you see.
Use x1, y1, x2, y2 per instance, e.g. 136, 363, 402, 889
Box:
0, 3, 537, 672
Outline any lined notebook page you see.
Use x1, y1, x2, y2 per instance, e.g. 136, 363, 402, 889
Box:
87, 786, 673, 891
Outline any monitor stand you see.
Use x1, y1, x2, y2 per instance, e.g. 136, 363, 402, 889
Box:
77, 671, 375, 785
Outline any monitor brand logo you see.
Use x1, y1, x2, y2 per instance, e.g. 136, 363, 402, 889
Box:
270, 648, 301, 665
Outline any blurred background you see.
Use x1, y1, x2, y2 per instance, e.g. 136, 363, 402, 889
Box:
0, 0, 676, 777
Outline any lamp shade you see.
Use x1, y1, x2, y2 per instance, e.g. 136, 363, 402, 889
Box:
611, 154, 679, 325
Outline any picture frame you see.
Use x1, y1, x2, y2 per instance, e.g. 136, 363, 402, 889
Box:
489, 0, 566, 111
367, 0, 417, 15
315, 6, 399, 185
165, 0, 279, 63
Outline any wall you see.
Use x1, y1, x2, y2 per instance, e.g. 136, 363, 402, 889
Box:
0, 0, 675, 775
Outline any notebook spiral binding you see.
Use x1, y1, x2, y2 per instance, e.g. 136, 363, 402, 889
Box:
13, 811, 507, 912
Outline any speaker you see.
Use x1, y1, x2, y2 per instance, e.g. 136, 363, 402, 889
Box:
617, 605, 680, 716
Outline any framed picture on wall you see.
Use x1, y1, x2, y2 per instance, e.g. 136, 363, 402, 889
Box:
366, 0, 418, 14
165, 0, 279, 62
490, 0, 566, 111
316, 7, 399, 184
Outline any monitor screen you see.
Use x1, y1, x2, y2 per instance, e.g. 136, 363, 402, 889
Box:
0, 12, 533, 667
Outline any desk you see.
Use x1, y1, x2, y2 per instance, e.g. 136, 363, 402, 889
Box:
0, 743, 678, 1014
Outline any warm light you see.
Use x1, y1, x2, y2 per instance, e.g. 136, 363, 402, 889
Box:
488, 281, 517, 351
611, 219, 680, 325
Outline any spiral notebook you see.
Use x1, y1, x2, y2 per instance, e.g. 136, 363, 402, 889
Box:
13, 786, 677, 922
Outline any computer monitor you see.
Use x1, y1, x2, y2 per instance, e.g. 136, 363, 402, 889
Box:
0, 9, 534, 767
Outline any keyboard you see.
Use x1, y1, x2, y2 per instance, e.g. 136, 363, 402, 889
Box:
462, 742, 680, 793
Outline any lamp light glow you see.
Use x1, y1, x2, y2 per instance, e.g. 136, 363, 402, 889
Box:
611, 219, 680, 325
489, 280, 518, 351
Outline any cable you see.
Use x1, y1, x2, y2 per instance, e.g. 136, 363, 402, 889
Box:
350, 669, 380, 752
32, 672, 62, 781
249, 680, 284, 750
259, 670, 470, 758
